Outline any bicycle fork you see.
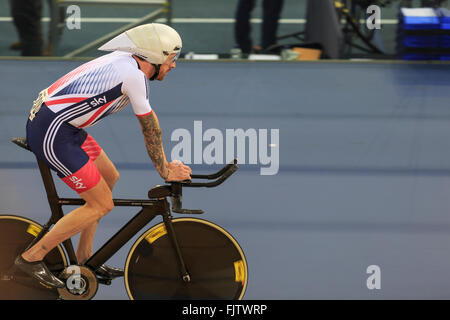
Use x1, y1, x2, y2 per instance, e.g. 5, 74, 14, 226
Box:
162, 212, 191, 283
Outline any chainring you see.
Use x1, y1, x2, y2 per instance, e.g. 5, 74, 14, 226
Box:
57, 265, 98, 300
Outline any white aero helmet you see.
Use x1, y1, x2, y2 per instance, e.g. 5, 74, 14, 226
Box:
98, 23, 182, 65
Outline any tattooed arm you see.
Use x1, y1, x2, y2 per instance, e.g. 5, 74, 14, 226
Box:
137, 111, 192, 181
137, 111, 170, 180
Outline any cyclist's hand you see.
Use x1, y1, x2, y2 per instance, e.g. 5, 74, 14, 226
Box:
168, 160, 192, 174
166, 160, 191, 181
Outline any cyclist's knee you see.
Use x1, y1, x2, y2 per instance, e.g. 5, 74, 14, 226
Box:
80, 177, 114, 219
104, 199, 114, 215
98, 199, 114, 217
112, 170, 120, 186
86, 198, 114, 219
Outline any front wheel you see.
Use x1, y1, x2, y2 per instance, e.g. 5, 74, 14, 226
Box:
124, 218, 248, 300
0, 215, 68, 299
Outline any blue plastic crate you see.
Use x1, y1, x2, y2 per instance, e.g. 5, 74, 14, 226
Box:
397, 7, 450, 60
399, 8, 440, 30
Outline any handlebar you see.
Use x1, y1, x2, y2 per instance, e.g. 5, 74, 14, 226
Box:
149, 159, 239, 215
174, 158, 238, 188
189, 159, 237, 180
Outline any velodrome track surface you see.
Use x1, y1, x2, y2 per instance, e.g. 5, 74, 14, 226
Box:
1, 59, 450, 299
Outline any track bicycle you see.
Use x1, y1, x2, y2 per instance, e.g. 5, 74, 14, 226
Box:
0, 137, 248, 300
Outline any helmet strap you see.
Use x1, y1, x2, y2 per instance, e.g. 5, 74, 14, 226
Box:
150, 64, 161, 81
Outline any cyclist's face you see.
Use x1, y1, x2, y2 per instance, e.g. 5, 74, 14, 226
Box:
155, 53, 178, 81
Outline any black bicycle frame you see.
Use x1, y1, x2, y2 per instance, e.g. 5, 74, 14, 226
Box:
33, 156, 173, 272
12, 136, 238, 280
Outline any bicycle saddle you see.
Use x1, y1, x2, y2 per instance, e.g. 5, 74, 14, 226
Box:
12, 137, 31, 151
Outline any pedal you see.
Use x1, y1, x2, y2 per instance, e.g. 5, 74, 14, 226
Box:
97, 277, 112, 286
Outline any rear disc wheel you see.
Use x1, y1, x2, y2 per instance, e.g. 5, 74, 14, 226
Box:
0, 215, 67, 299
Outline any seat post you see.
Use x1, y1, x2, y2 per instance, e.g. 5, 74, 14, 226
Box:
35, 156, 65, 224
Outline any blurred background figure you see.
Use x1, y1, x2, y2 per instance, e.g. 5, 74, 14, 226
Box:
9, 0, 43, 56
234, 0, 285, 54
9, 0, 65, 56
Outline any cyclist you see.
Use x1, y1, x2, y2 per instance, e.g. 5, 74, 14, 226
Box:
14, 23, 192, 288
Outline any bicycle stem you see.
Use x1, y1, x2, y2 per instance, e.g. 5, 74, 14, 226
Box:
166, 158, 239, 214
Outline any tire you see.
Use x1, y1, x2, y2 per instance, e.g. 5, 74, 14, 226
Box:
124, 218, 248, 300
0, 215, 68, 299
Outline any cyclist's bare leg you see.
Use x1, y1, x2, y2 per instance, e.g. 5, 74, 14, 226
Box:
76, 150, 119, 264
21, 176, 114, 262
93, 150, 120, 191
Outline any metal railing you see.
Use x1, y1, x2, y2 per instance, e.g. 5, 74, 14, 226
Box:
47, 0, 172, 57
